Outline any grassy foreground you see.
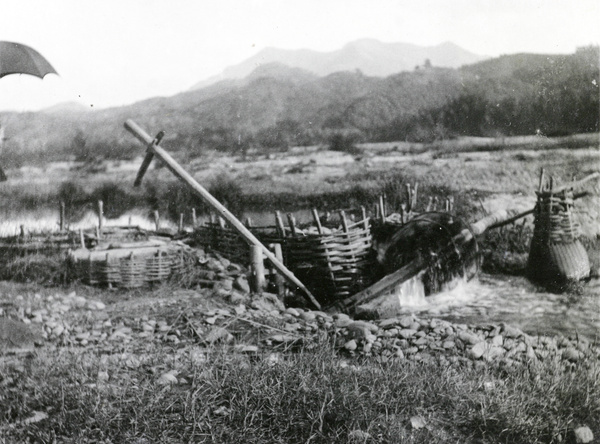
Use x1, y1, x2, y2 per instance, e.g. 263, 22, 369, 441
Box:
0, 277, 598, 444
1, 335, 598, 443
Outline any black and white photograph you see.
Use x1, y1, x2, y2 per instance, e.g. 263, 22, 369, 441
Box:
0, 1, 598, 442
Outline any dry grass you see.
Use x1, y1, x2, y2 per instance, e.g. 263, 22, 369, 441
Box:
0, 337, 598, 443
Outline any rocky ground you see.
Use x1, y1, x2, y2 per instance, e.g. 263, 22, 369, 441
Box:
2, 249, 597, 371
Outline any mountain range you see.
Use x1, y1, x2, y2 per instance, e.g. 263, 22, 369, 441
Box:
0, 43, 597, 167
191, 39, 488, 89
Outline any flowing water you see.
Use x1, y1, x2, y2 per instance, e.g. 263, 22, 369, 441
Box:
392, 273, 600, 341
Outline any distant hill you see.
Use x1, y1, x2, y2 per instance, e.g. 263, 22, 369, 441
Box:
0, 46, 597, 166
41, 101, 90, 114
192, 39, 488, 89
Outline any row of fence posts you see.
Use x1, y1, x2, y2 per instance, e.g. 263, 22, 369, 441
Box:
373, 185, 454, 224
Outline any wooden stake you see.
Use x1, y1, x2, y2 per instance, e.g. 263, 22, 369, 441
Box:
179, 213, 184, 233
340, 210, 349, 233
80, 228, 85, 248
405, 183, 412, 212
426, 196, 433, 212
270, 243, 285, 299
60, 201, 65, 231
192, 208, 197, 227
538, 168, 546, 193
412, 182, 419, 211
287, 213, 297, 237
379, 195, 386, 222
275, 211, 286, 238
154, 210, 160, 231
311, 209, 323, 234
97, 200, 103, 233
249, 245, 266, 294
361, 206, 369, 231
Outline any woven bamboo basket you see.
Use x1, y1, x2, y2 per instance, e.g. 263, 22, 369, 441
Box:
528, 188, 590, 284
71, 243, 193, 288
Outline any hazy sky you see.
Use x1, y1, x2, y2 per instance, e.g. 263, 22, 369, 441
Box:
1, 0, 598, 112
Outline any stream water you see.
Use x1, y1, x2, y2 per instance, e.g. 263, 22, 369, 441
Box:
392, 273, 600, 341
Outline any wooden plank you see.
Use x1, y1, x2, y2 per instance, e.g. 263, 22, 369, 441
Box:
339, 259, 424, 310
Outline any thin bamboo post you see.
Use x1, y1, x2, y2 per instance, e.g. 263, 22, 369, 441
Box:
179, 213, 184, 233
95, 225, 100, 241
538, 168, 546, 193
287, 213, 297, 237
97, 200, 104, 233
426, 196, 433, 212
361, 206, 369, 231
340, 210, 356, 264
80, 228, 85, 248
88, 252, 93, 284
60, 201, 65, 231
311, 209, 323, 234
218, 216, 226, 229
124, 119, 321, 309
192, 208, 197, 227
270, 243, 285, 299
400, 204, 406, 224
249, 245, 266, 293
154, 210, 160, 231
379, 196, 386, 222
411, 182, 419, 211
275, 211, 286, 238
313, 208, 336, 285
340, 210, 349, 233
405, 183, 412, 213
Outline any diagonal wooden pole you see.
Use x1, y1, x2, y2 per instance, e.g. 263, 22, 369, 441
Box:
124, 119, 321, 309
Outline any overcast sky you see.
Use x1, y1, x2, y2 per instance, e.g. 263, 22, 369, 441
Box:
1, 0, 598, 112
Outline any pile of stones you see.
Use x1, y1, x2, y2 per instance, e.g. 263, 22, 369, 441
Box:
2, 253, 597, 369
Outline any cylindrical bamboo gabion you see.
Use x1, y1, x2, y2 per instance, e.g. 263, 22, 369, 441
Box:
528, 187, 590, 284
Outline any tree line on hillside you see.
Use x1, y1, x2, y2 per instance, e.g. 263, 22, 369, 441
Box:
0, 46, 597, 166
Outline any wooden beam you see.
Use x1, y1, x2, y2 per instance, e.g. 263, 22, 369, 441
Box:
339, 260, 424, 310
124, 119, 321, 309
